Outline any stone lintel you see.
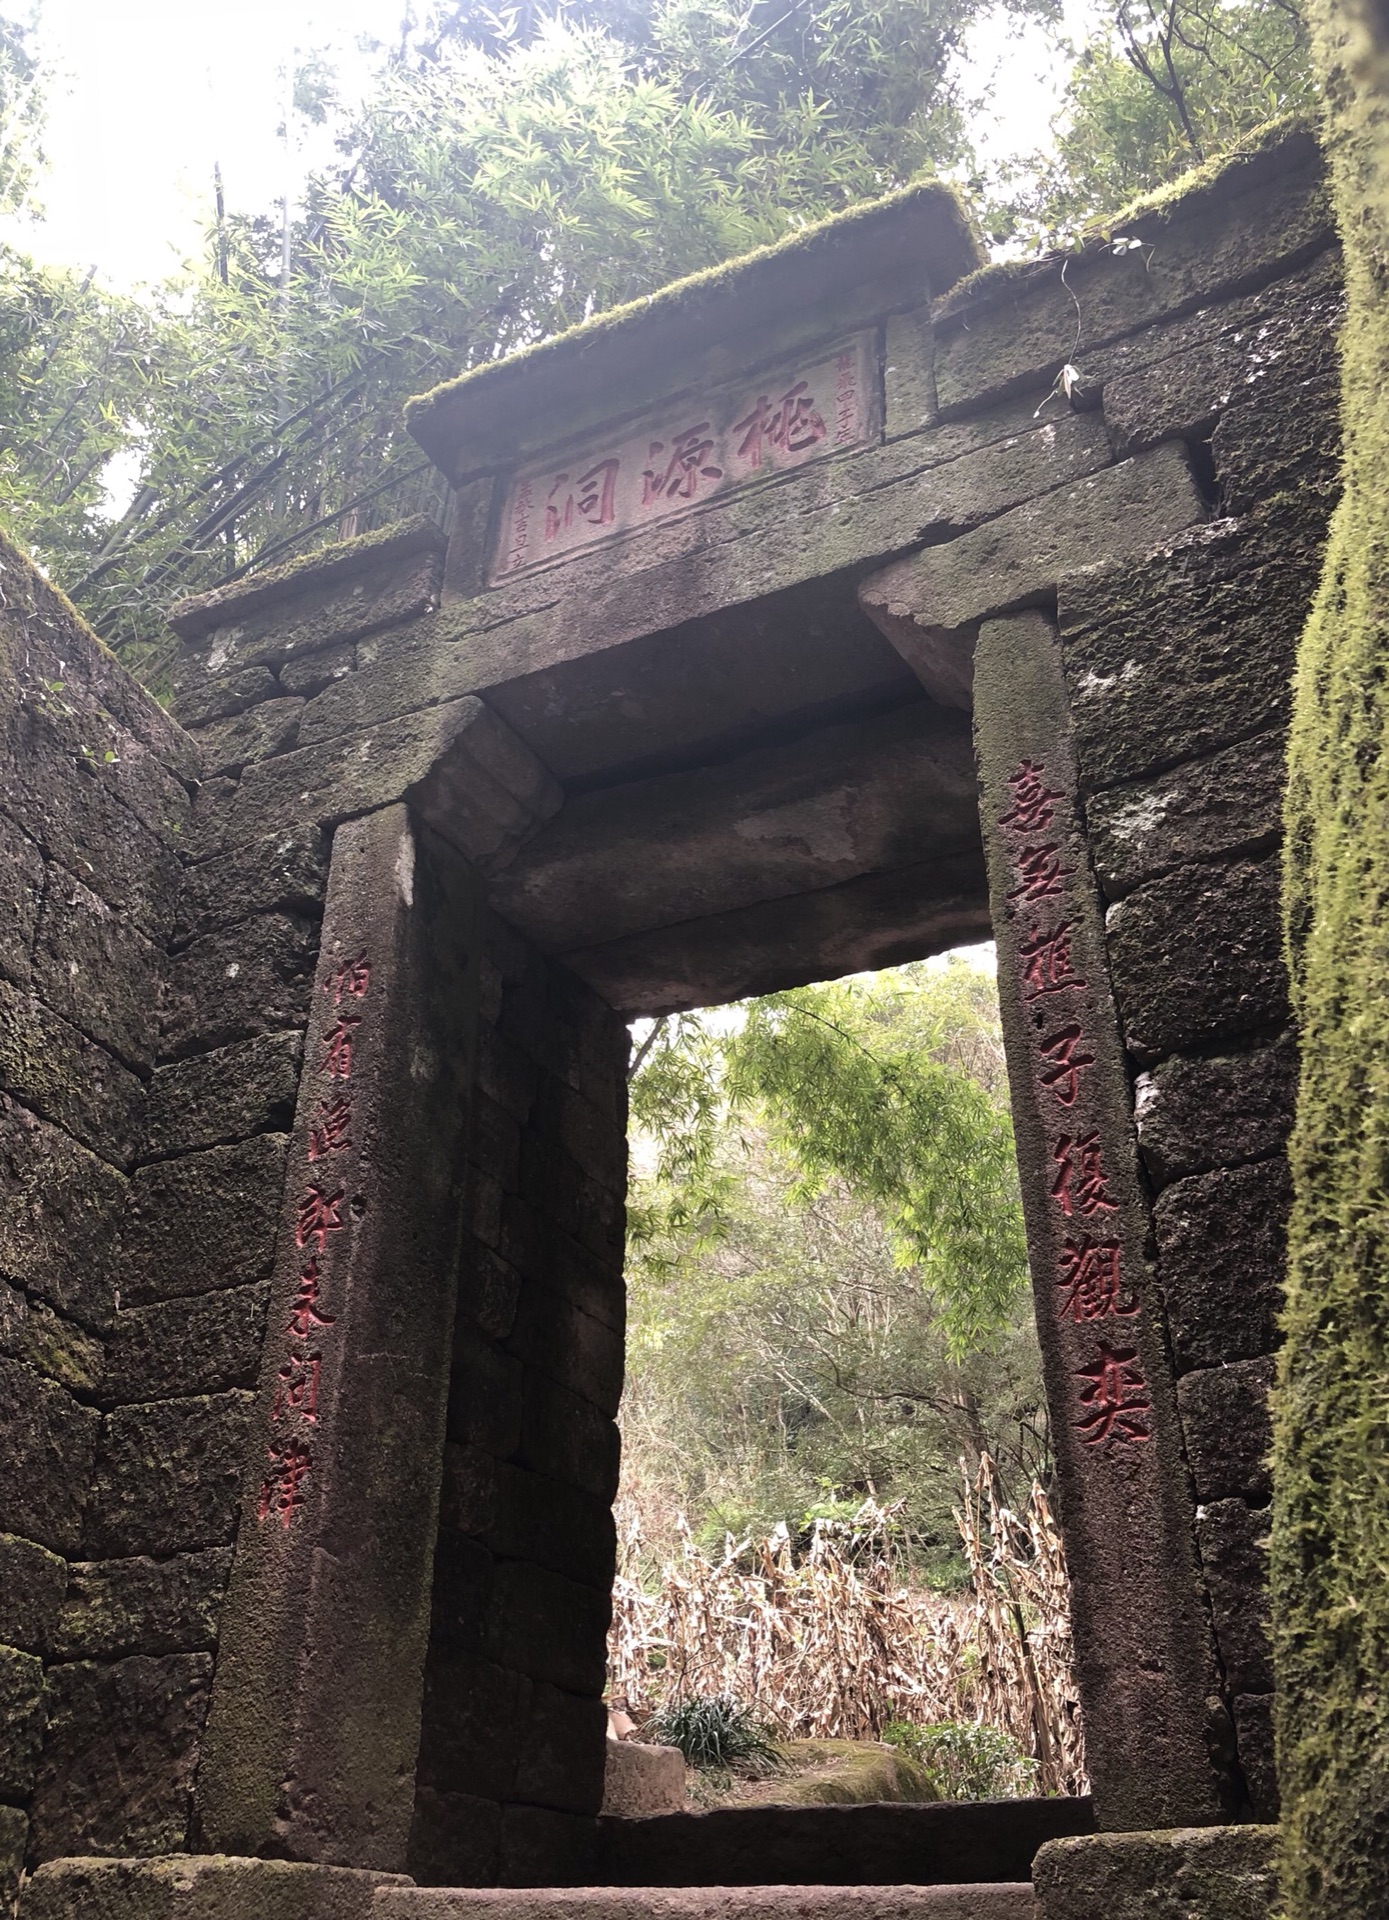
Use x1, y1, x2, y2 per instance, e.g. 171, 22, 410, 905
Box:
859, 445, 1204, 709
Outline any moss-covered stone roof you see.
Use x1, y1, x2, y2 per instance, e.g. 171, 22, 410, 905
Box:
405, 179, 981, 483
167, 515, 444, 641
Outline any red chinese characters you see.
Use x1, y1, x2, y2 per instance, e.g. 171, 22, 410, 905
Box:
998, 755, 1152, 1452
1036, 1023, 1095, 1107
1018, 922, 1087, 1001
733, 381, 828, 469
642, 423, 723, 505
998, 759, 1064, 835
1057, 1237, 1136, 1323
258, 947, 372, 1531
308, 1091, 353, 1163
504, 478, 534, 574
1074, 1343, 1152, 1446
545, 459, 620, 540
834, 350, 859, 445
1050, 1131, 1118, 1220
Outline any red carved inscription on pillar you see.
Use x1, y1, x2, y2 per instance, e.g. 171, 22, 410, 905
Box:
999, 757, 1152, 1451
257, 948, 374, 1530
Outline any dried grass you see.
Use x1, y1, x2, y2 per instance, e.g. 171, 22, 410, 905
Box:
608, 1454, 1088, 1798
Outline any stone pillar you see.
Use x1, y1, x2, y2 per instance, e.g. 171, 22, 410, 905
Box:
196, 804, 482, 1870
972, 610, 1226, 1830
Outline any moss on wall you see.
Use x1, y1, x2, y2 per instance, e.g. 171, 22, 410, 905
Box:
1274, 3, 1389, 1913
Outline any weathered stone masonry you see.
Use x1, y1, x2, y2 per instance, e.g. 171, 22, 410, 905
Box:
0, 124, 1345, 1908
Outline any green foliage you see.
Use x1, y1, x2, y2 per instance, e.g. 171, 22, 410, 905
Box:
0, 0, 1015, 664
631, 960, 1028, 1358
623, 959, 1044, 1565
648, 1692, 778, 1771
1272, 2, 1389, 1912
882, 1718, 1038, 1799
990, 0, 1317, 245
0, 0, 1309, 667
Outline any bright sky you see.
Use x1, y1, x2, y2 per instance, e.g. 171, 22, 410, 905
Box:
13, 0, 1084, 290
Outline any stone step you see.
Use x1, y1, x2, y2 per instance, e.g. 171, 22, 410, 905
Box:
374, 1888, 1036, 1920
595, 1800, 1093, 1888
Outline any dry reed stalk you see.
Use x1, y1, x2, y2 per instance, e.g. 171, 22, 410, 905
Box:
608, 1457, 1088, 1798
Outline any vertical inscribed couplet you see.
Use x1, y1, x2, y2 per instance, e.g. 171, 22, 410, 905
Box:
197, 806, 482, 1872
973, 609, 1224, 1830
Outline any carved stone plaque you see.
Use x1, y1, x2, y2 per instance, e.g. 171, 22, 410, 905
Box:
490, 330, 876, 582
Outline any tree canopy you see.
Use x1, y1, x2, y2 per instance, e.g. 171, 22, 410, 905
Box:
623, 959, 1044, 1567
0, 0, 1315, 678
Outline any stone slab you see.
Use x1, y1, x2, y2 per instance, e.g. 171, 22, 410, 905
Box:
0, 976, 145, 1167
304, 411, 1112, 770
1060, 507, 1326, 793
0, 1640, 47, 1797
83, 1391, 256, 1558
378, 1893, 1036, 1920
0, 1356, 98, 1553
28, 1654, 213, 1859
142, 1031, 304, 1157
488, 330, 877, 583
160, 914, 318, 1061
278, 640, 358, 699
1153, 1158, 1289, 1373
229, 698, 559, 875
932, 132, 1330, 416
1212, 368, 1341, 515
971, 609, 1224, 1829
120, 1134, 289, 1307
594, 1799, 1093, 1887
1197, 1499, 1272, 1696
197, 810, 483, 1872
0, 1529, 67, 1653
170, 528, 443, 675
493, 701, 977, 954
52, 1549, 234, 1661
0, 1277, 105, 1393
406, 180, 980, 481
601, 1741, 687, 1818
189, 697, 304, 777
174, 822, 330, 944
0, 1098, 125, 1329
1134, 1032, 1296, 1189
1031, 1825, 1277, 1920
860, 444, 1203, 706
566, 852, 992, 1018
1232, 1695, 1277, 1821
0, 1805, 26, 1920
1105, 857, 1287, 1062
30, 865, 163, 1071
0, 805, 43, 987
18, 1855, 408, 1920
1096, 246, 1343, 455
103, 1284, 270, 1404
1084, 732, 1284, 900
1177, 1356, 1274, 1504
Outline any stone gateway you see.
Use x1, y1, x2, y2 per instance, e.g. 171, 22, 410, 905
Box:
0, 125, 1340, 1917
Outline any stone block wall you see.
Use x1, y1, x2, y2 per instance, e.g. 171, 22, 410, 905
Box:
1050, 240, 1345, 1818
0, 538, 204, 1896
411, 908, 628, 1888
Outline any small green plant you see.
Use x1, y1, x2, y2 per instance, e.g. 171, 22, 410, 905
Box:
648, 1693, 778, 1774
882, 1719, 1038, 1801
